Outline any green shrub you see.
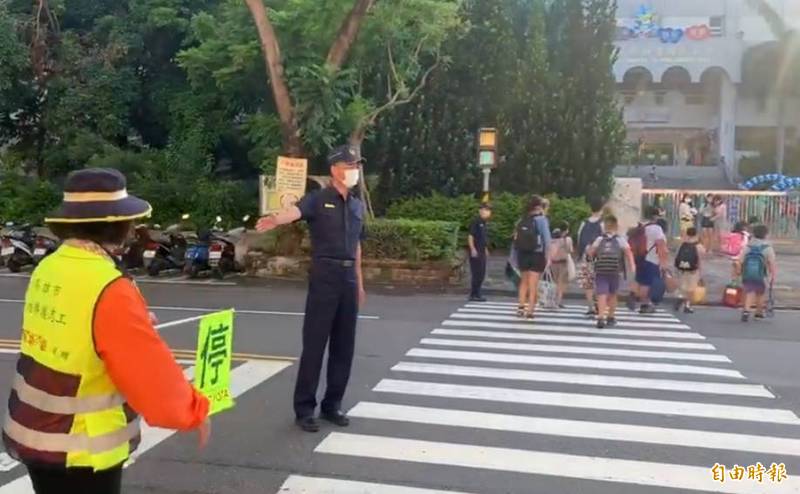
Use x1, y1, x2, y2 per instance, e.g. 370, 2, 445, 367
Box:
363, 219, 459, 262
386, 193, 591, 249
0, 175, 61, 225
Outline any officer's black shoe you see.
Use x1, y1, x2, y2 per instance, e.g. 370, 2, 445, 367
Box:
295, 417, 320, 433
469, 296, 488, 302
321, 410, 350, 427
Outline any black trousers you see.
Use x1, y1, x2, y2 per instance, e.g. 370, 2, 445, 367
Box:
293, 261, 358, 418
469, 254, 487, 298
26, 463, 122, 494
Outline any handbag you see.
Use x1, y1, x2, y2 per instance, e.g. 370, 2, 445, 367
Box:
691, 279, 707, 305
538, 268, 558, 309
722, 279, 743, 308
566, 255, 577, 282
649, 273, 667, 304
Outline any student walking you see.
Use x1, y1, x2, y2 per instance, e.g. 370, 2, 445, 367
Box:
737, 224, 777, 322
674, 227, 705, 313
576, 198, 604, 315
588, 215, 635, 329
549, 221, 573, 309
629, 206, 669, 314
514, 195, 551, 319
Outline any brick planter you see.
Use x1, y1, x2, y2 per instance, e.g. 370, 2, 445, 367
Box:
245, 252, 464, 286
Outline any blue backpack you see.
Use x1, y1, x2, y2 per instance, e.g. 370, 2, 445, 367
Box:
742, 245, 768, 283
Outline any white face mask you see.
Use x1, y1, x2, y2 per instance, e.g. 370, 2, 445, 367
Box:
343, 168, 360, 189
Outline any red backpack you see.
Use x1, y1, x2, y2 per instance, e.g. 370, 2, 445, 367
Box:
628, 222, 651, 261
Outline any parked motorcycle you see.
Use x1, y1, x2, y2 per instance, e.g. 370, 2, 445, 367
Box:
1, 222, 36, 273
208, 215, 250, 279
184, 218, 217, 279
121, 224, 153, 271
145, 220, 189, 277
32, 231, 60, 265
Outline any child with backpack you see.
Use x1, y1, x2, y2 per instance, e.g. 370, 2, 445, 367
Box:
674, 227, 705, 313
736, 224, 777, 322
549, 221, 574, 309
576, 198, 605, 315
588, 215, 636, 329
514, 195, 551, 319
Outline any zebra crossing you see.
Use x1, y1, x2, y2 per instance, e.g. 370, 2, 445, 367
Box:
279, 301, 800, 494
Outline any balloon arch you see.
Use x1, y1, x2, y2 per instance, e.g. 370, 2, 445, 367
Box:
740, 174, 800, 192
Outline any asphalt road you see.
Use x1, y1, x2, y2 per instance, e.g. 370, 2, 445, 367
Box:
0, 271, 799, 493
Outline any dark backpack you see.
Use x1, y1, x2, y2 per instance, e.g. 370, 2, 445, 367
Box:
675, 242, 700, 272
577, 220, 603, 259
629, 222, 654, 261
594, 236, 623, 275
515, 216, 540, 252
742, 244, 768, 283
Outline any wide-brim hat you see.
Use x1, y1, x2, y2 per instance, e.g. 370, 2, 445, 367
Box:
45, 168, 152, 224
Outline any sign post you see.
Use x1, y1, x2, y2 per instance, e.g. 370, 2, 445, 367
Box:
194, 309, 236, 415
478, 128, 498, 203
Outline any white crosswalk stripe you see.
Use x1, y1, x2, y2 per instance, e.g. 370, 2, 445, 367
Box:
275, 301, 800, 494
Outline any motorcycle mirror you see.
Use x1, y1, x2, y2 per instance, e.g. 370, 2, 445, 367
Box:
242, 215, 251, 222
215, 216, 222, 223
181, 213, 190, 220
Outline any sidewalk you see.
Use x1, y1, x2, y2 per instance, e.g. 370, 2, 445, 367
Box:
481, 252, 800, 308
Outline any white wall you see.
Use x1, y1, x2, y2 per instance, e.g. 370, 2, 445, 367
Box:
619, 90, 714, 128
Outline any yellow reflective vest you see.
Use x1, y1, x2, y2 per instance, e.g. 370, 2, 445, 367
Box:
2, 245, 140, 471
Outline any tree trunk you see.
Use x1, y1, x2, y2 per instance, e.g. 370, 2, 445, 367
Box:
326, 0, 376, 69
244, 0, 304, 157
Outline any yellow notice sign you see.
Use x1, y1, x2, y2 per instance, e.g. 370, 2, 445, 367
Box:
275, 156, 308, 209
194, 310, 235, 415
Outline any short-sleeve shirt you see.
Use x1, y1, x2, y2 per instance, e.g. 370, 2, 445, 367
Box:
469, 217, 488, 253
739, 238, 777, 265
644, 223, 666, 265
592, 234, 630, 251
297, 187, 365, 261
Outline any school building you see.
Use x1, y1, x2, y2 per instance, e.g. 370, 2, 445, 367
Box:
614, 0, 800, 183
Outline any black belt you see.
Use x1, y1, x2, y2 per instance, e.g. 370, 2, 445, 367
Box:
315, 257, 355, 268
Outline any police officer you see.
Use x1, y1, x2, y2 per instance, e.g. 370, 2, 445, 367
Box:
257, 145, 366, 433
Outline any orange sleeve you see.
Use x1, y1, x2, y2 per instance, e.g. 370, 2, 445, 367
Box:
94, 278, 209, 430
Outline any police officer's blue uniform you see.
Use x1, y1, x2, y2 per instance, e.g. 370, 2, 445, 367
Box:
293, 168, 365, 423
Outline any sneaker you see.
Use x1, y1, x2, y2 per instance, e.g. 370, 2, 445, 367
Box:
674, 298, 684, 311
469, 296, 488, 302
626, 295, 637, 311
558, 303, 567, 309
596, 318, 606, 329
606, 317, 618, 327
754, 312, 765, 320
584, 308, 597, 317
741, 311, 751, 323
639, 304, 656, 314
683, 306, 695, 314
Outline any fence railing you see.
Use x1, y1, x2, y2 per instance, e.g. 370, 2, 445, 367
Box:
642, 189, 800, 240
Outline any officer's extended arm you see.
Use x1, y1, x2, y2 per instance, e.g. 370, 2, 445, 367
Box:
256, 206, 302, 232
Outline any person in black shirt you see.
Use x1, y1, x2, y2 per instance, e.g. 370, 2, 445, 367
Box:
468, 203, 492, 302
256, 144, 366, 433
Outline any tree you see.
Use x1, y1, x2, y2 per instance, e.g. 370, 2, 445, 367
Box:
747, 0, 800, 173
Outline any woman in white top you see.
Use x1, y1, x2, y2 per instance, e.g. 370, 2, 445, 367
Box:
678, 194, 697, 240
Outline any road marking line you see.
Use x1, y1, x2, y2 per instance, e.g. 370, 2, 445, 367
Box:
278, 475, 475, 493
0, 361, 291, 494
431, 329, 716, 350
391, 362, 772, 397
316, 433, 800, 494
374, 379, 799, 424
348, 402, 800, 455
458, 307, 682, 323
0, 299, 380, 321
0, 343, 296, 363
406, 348, 744, 378
449, 313, 691, 329
419, 338, 731, 362
464, 303, 677, 318
442, 320, 705, 339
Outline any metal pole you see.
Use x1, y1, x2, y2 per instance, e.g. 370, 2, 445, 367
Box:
482, 168, 491, 194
